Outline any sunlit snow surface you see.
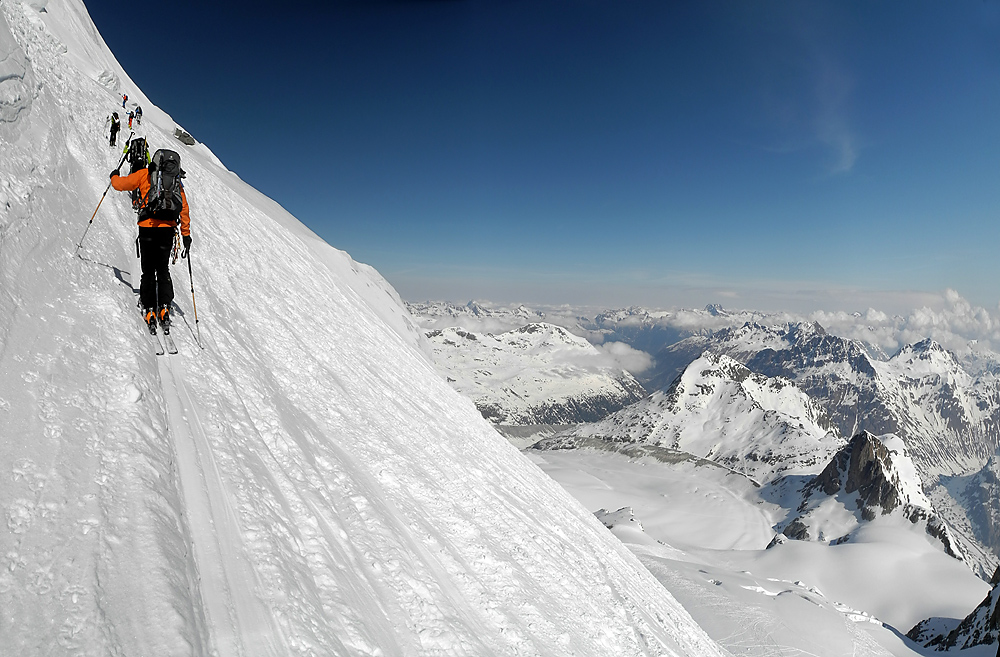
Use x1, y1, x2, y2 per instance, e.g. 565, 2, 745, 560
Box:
529, 448, 993, 657
0, 1, 730, 655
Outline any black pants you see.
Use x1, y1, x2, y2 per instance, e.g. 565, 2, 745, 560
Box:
110, 127, 119, 146
138, 227, 175, 311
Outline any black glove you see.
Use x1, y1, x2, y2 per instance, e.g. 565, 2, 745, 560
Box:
110, 169, 120, 179
182, 235, 192, 258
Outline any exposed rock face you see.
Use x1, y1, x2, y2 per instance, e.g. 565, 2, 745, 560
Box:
778, 432, 963, 560
806, 432, 904, 520
643, 322, 1000, 570
961, 456, 1000, 556
908, 565, 1000, 650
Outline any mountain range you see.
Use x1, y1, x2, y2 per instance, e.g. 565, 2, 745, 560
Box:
424, 323, 646, 426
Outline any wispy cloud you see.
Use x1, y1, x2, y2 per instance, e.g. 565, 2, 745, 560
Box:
812, 52, 857, 174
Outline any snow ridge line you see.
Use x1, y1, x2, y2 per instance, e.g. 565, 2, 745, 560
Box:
159, 356, 285, 656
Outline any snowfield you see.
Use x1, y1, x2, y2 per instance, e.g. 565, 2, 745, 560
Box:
0, 1, 730, 655
529, 448, 993, 657
423, 323, 646, 426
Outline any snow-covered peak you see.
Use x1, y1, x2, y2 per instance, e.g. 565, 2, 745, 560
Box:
594, 306, 657, 324
424, 323, 646, 426
806, 431, 927, 514
542, 351, 842, 484
876, 434, 931, 509
775, 432, 961, 560
888, 338, 962, 374
704, 303, 726, 316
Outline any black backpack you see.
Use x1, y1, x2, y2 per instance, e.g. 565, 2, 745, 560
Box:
126, 138, 150, 210
127, 137, 148, 173
143, 149, 184, 221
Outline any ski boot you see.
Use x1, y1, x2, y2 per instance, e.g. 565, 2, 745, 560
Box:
143, 308, 157, 335
158, 306, 171, 335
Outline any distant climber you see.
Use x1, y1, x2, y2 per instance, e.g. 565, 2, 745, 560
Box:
134, 105, 142, 126
122, 93, 128, 109
127, 110, 134, 130
110, 147, 192, 334
108, 111, 120, 147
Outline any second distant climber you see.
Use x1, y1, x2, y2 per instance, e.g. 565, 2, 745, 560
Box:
108, 111, 120, 146
110, 147, 193, 334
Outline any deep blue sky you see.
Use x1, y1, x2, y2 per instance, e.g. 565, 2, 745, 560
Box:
88, 1, 1000, 312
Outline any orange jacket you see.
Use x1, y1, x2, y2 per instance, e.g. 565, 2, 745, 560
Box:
111, 168, 191, 236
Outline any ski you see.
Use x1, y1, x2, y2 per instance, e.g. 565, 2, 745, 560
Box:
139, 308, 165, 355
147, 322, 165, 356
162, 330, 178, 355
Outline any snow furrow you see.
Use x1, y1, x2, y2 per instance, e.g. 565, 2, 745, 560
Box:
160, 355, 286, 657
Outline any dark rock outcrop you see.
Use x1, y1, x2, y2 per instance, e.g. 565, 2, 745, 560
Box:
909, 565, 1000, 650
779, 431, 963, 561
795, 432, 903, 519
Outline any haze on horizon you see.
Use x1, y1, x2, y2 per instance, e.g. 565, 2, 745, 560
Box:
89, 1, 1000, 314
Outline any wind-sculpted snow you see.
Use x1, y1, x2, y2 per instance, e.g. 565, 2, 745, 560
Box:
424, 323, 647, 426
0, 10, 33, 123
0, 2, 729, 655
538, 352, 843, 484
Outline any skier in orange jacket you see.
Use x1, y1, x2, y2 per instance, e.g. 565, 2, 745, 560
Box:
110, 155, 192, 331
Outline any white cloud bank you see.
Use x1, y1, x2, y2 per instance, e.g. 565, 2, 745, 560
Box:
410, 289, 1000, 368
808, 289, 1000, 356
595, 342, 654, 374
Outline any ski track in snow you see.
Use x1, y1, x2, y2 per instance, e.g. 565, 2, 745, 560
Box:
160, 354, 286, 656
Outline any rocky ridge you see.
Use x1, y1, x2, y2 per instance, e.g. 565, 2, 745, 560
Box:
774, 432, 963, 562
908, 566, 1000, 650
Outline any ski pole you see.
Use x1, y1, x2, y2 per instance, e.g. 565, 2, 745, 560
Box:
76, 131, 134, 255
184, 249, 203, 348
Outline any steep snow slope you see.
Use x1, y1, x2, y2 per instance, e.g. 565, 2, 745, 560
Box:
0, 2, 728, 655
424, 323, 646, 425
